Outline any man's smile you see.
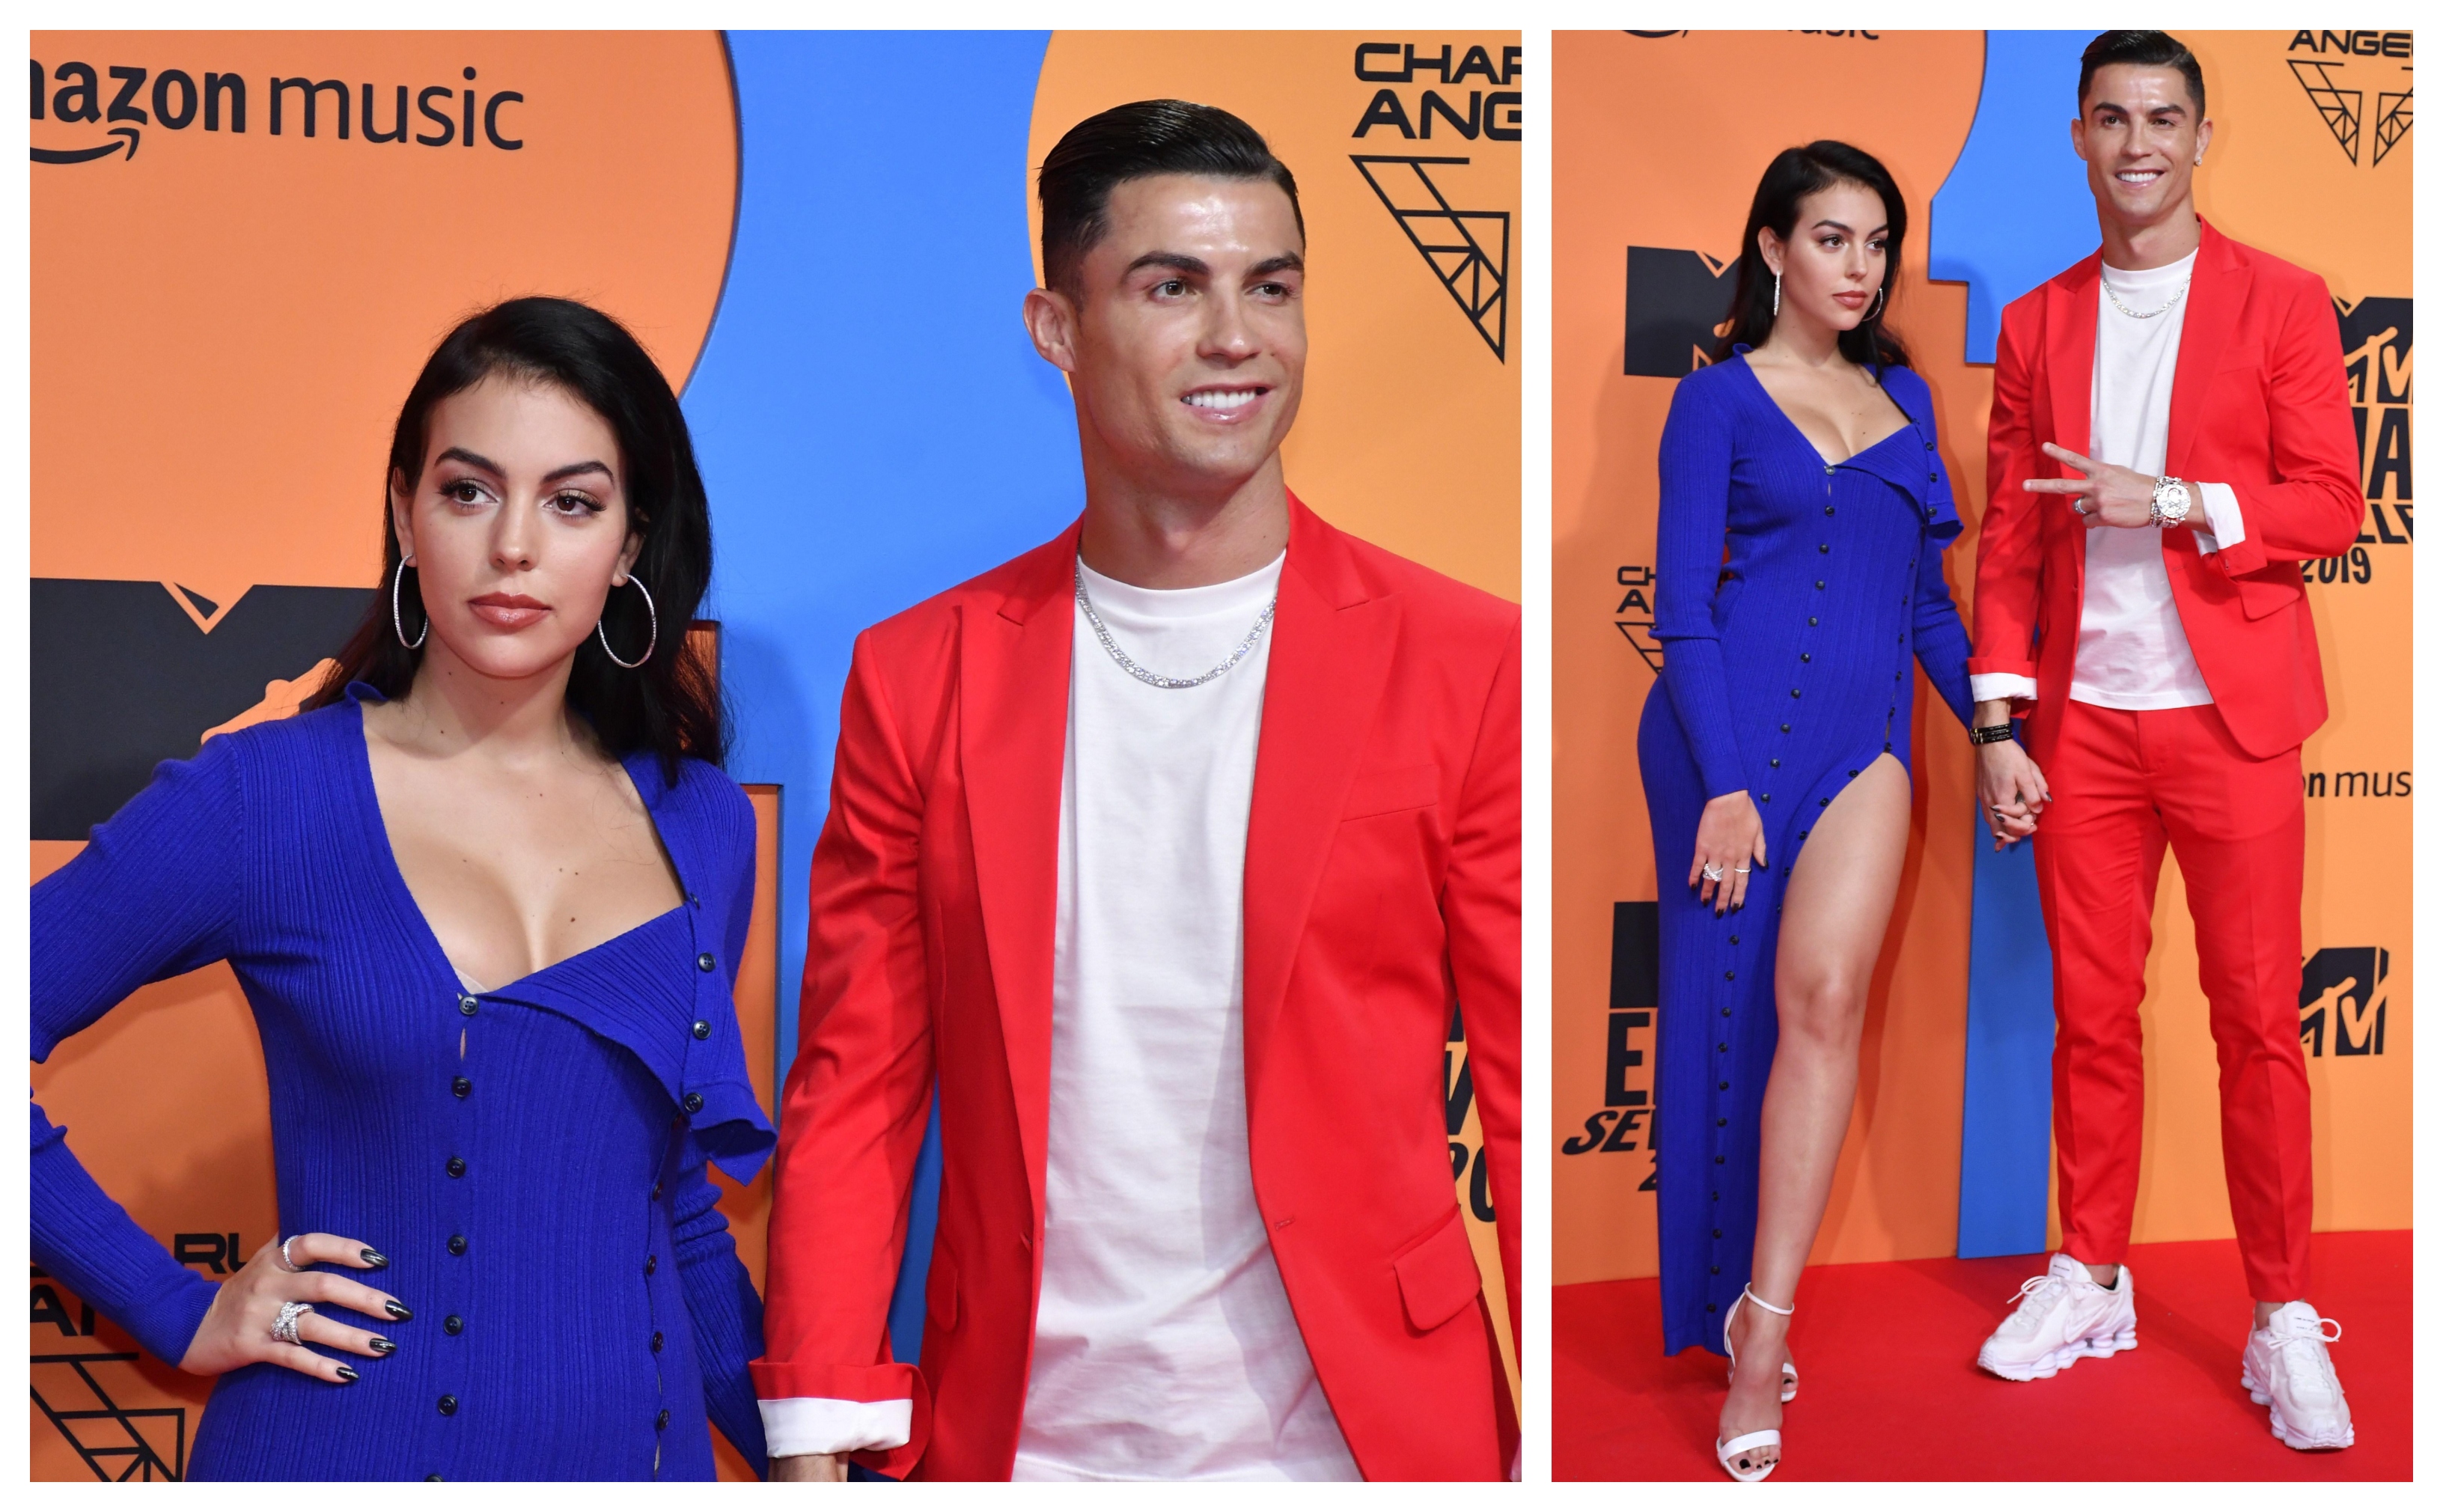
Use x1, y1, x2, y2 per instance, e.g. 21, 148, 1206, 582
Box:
1180, 385, 1269, 420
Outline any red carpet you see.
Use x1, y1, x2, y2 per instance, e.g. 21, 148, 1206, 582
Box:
1555, 1231, 2410, 1480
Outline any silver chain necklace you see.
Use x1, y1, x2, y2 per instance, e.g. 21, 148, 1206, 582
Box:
2103, 275, 2190, 320
1074, 563, 1277, 690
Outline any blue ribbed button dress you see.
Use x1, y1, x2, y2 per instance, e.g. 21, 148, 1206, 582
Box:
31, 686, 775, 1479
1636, 350, 1974, 1357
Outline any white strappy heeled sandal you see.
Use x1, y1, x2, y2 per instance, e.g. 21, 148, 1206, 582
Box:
1716, 1285, 1796, 1482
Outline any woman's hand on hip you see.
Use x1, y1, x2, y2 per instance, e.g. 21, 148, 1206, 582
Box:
177, 1232, 407, 1383
1691, 790, 1767, 915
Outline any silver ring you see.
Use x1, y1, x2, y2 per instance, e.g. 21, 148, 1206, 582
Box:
1733, 865, 1751, 874
270, 1301, 314, 1346
1702, 863, 1725, 882
274, 1235, 306, 1272
2071, 498, 2089, 515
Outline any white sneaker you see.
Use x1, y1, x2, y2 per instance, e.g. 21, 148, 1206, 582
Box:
2242, 1302, 2354, 1450
1976, 1252, 2138, 1381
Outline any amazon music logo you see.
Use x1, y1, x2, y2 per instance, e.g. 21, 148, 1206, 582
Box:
2285, 31, 2412, 168
2302, 768, 2411, 799
1561, 903, 1659, 1194
30, 56, 526, 166
2299, 946, 2391, 1056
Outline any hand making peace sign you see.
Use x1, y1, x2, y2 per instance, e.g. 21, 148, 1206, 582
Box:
2022, 441, 2179, 529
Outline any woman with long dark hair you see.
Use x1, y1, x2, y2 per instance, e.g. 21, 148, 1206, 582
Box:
1637, 144, 2026, 1479
31, 297, 772, 1480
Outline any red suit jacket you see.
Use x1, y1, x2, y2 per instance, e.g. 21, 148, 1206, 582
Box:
1971, 219, 2364, 761
752, 497, 1522, 1480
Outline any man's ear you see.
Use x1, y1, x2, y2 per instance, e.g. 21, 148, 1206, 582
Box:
388, 468, 418, 564
2193, 117, 2212, 164
1023, 285, 1081, 374
2070, 114, 2090, 162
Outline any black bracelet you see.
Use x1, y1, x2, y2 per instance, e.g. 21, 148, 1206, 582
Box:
1970, 724, 2015, 746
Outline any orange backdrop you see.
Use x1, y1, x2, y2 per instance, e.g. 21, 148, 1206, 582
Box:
1552, 29, 2411, 1290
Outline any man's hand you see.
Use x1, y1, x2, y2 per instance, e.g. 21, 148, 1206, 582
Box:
2023, 442, 2176, 528
771, 1454, 849, 1482
1976, 737, 2051, 851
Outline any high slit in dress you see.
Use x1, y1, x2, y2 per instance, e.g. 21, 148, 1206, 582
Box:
1637, 348, 1974, 1356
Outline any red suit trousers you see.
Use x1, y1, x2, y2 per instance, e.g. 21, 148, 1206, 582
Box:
2031, 700, 2314, 1302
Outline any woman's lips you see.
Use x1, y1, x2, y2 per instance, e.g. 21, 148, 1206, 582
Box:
1833, 291, 1869, 308
469, 594, 548, 630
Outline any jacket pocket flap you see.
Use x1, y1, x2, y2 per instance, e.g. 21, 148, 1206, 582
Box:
1344, 762, 1441, 820
2236, 570, 2305, 621
1393, 1209, 1483, 1332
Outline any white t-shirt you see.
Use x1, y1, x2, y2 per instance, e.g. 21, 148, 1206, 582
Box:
1968, 248, 2248, 709
1009, 552, 1358, 1483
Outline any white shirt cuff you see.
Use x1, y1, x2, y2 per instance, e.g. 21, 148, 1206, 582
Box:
1970, 673, 2039, 704
2192, 481, 2244, 555
759, 1396, 913, 1457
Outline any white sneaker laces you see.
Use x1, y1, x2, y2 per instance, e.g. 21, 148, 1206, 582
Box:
2000, 1271, 2065, 1332
2271, 1314, 2343, 1359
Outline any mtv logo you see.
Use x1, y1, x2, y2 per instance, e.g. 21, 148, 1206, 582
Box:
1623, 247, 1735, 377
2299, 946, 2389, 1056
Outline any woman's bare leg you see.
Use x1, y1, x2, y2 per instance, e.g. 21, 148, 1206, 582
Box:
1718, 753, 1912, 1469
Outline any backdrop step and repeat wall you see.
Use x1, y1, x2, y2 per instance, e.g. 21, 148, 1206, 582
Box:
31, 30, 1519, 1480
1554, 30, 2409, 1293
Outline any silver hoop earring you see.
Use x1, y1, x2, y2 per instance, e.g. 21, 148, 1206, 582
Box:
1865, 286, 1885, 320
1772, 272, 1781, 317
391, 557, 427, 650
597, 576, 656, 669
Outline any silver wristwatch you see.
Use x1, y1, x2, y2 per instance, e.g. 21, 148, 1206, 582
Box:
2150, 475, 2193, 528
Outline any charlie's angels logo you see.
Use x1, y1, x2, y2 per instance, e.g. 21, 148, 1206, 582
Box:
31, 55, 525, 165
1349, 42, 1517, 363
2299, 946, 2391, 1057
2286, 31, 2412, 167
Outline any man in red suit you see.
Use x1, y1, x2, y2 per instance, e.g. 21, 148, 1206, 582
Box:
750, 100, 1520, 1481
1968, 33, 2361, 1451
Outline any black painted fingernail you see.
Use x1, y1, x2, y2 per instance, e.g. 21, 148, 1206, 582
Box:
336, 1365, 360, 1383
362, 1249, 389, 1269
370, 1336, 396, 1355
385, 1299, 413, 1321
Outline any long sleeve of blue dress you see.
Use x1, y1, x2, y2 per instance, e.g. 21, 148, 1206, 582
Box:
31, 743, 244, 1365
1901, 374, 1976, 732
672, 802, 772, 1475
1653, 374, 1751, 799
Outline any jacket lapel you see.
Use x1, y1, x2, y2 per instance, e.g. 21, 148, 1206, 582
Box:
959, 523, 1079, 1228
2046, 252, 2102, 466
2166, 219, 2249, 478
1241, 498, 1401, 1103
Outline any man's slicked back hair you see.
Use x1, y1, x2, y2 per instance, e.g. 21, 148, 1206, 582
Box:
1037, 99, 1303, 296
2078, 31, 2206, 118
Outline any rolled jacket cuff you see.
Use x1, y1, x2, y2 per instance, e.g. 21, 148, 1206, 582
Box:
1970, 672, 2039, 705
2192, 481, 2244, 552
759, 1395, 912, 1457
